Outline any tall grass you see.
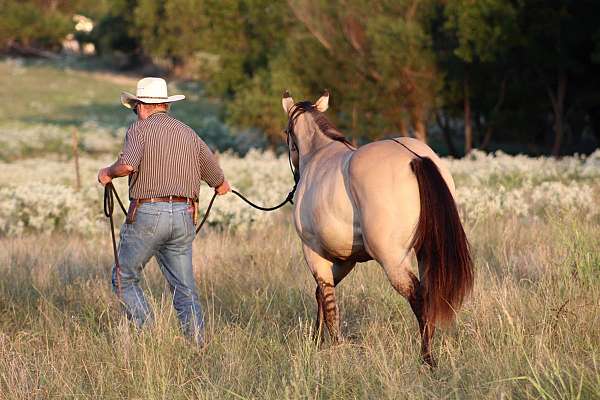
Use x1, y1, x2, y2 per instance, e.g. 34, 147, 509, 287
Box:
0, 213, 598, 399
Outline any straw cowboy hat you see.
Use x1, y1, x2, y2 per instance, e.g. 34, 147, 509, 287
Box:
120, 77, 185, 109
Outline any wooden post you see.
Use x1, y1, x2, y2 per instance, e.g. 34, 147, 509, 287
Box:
72, 128, 81, 191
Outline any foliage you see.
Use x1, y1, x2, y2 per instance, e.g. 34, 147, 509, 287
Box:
2, 1, 600, 154
119, 0, 600, 154
0, 0, 72, 51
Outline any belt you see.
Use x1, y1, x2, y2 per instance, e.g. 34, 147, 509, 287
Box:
137, 196, 193, 204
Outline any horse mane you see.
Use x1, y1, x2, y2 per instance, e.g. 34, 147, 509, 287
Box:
287, 101, 353, 147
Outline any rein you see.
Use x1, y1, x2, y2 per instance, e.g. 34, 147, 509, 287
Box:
103, 182, 126, 297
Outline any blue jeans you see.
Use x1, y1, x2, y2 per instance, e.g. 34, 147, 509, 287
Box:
112, 201, 203, 344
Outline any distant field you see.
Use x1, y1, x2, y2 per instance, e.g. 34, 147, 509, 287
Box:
0, 58, 241, 160
0, 59, 599, 399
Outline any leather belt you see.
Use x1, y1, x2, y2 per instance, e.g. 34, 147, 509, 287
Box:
138, 196, 193, 204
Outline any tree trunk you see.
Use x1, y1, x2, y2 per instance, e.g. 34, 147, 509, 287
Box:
549, 71, 567, 157
398, 117, 409, 137
464, 73, 472, 155
435, 111, 458, 157
479, 77, 507, 151
414, 118, 427, 142
410, 105, 427, 142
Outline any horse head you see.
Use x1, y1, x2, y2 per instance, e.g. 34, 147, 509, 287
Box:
281, 90, 351, 171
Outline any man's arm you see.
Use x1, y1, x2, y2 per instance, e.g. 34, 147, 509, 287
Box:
98, 122, 143, 186
97, 160, 134, 186
195, 136, 230, 195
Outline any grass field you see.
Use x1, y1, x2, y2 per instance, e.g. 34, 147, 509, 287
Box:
1, 215, 599, 399
0, 58, 599, 399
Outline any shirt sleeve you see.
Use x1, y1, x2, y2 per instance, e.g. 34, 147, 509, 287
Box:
195, 136, 225, 188
119, 122, 144, 171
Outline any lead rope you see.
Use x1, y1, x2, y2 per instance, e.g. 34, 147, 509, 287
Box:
195, 129, 299, 234
103, 182, 126, 297
193, 185, 296, 235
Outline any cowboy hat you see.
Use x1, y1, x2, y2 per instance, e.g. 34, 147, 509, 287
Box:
120, 77, 185, 109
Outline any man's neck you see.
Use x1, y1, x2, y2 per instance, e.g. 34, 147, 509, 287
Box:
139, 110, 167, 120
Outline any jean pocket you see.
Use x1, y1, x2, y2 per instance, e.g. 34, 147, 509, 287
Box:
180, 210, 194, 237
130, 210, 160, 236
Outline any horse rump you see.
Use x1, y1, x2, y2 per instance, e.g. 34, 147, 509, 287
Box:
409, 157, 474, 327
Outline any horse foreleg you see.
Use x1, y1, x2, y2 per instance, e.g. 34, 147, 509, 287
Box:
318, 279, 341, 343
313, 285, 325, 344
302, 245, 342, 344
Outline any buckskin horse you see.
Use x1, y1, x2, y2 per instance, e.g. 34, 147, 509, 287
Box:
282, 91, 474, 366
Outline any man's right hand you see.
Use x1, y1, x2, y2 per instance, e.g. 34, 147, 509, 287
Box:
215, 180, 231, 195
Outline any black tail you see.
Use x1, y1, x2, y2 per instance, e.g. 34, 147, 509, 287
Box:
409, 157, 474, 327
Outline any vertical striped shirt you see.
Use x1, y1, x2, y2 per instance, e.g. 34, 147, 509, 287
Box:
118, 112, 224, 199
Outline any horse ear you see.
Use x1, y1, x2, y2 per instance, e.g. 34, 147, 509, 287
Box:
314, 89, 329, 112
282, 90, 295, 114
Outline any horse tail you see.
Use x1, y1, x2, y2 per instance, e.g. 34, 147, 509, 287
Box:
409, 156, 474, 327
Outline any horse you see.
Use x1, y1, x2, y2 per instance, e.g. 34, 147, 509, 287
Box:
282, 91, 474, 366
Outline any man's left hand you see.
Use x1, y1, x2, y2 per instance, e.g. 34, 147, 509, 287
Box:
98, 167, 112, 186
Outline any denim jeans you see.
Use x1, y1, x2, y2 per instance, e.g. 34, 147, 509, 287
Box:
112, 201, 203, 344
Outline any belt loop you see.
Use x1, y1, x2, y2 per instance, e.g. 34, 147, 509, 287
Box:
169, 195, 173, 203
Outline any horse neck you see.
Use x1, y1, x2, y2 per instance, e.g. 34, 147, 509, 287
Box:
296, 129, 336, 168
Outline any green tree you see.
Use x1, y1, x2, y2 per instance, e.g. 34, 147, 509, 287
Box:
441, 0, 520, 154
0, 0, 71, 52
280, 0, 440, 142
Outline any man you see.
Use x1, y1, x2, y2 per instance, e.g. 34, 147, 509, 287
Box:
97, 77, 230, 344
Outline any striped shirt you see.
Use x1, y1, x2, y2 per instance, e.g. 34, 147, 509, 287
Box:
118, 112, 224, 200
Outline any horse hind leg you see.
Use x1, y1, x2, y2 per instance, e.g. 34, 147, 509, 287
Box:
381, 254, 436, 367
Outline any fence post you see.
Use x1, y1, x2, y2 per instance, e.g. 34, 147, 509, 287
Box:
72, 128, 81, 191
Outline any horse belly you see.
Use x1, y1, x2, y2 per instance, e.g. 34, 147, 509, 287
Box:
294, 184, 367, 261
314, 215, 365, 260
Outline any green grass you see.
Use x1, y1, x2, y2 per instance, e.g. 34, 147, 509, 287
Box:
0, 58, 220, 129
0, 58, 244, 160
0, 215, 598, 399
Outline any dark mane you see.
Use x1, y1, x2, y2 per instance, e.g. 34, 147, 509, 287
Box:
287, 101, 353, 147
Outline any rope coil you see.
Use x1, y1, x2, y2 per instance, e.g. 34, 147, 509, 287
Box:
103, 183, 126, 297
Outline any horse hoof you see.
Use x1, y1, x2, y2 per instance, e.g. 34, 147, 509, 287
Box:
423, 354, 437, 368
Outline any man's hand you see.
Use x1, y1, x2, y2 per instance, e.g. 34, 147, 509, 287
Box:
97, 167, 112, 186
97, 162, 134, 186
215, 180, 231, 195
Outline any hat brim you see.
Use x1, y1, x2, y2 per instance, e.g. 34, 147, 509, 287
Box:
121, 92, 185, 109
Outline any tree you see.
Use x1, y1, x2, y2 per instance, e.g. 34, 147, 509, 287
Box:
441, 0, 520, 154
0, 0, 71, 52
281, 0, 440, 142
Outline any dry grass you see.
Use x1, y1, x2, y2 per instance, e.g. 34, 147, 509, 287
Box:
0, 213, 598, 399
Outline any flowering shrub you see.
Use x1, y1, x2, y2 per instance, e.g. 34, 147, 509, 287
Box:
0, 150, 598, 236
